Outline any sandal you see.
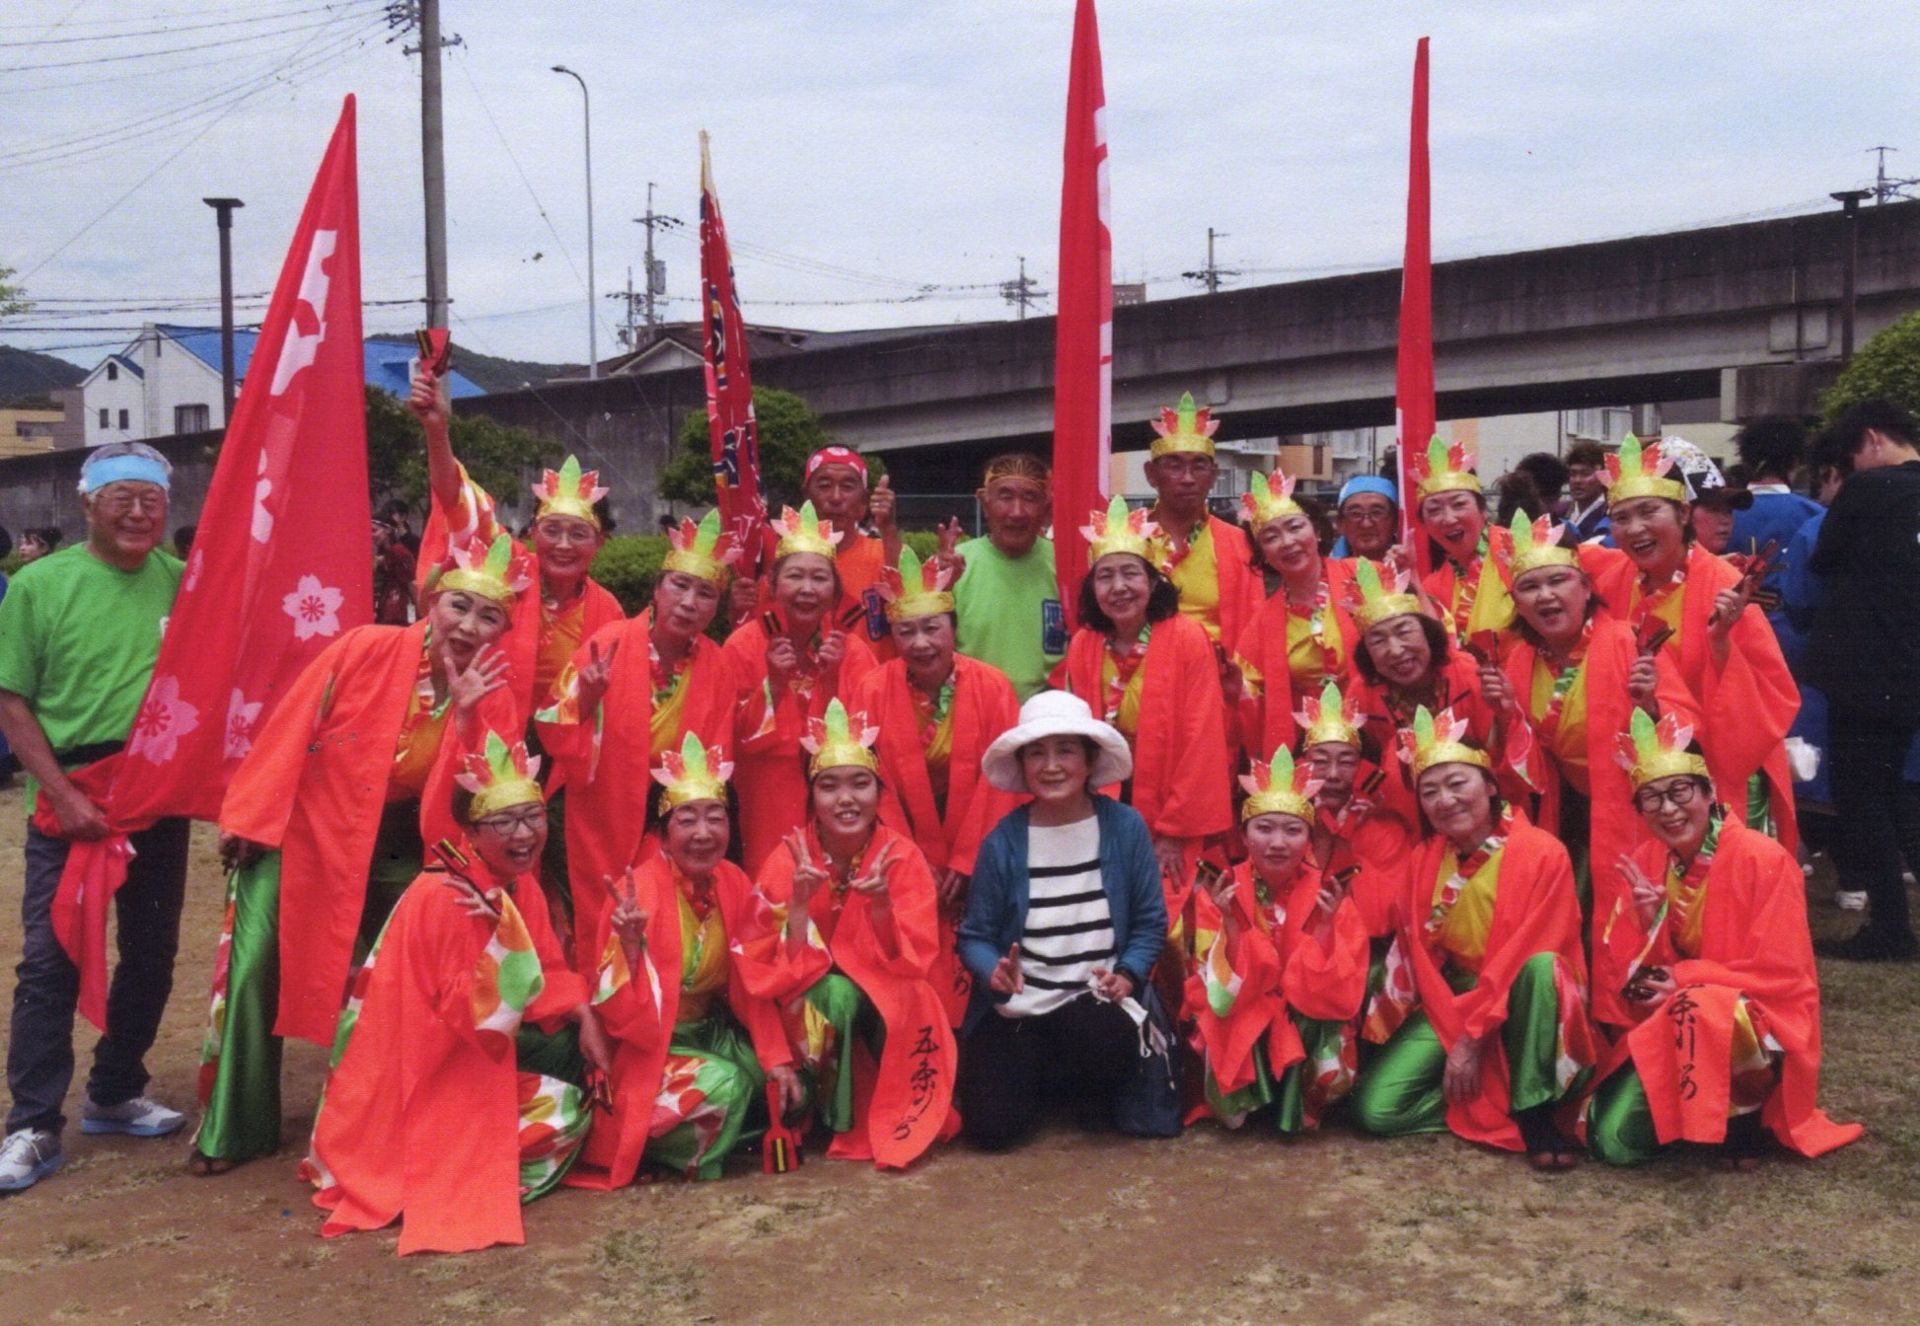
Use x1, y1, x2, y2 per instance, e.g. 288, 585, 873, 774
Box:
186, 1151, 238, 1177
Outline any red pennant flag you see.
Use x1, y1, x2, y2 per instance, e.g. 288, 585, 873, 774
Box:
1051, 0, 1112, 627
45, 96, 370, 1029
1395, 37, 1435, 563
700, 131, 767, 571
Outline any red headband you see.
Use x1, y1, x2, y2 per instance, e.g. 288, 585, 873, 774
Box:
804, 446, 868, 484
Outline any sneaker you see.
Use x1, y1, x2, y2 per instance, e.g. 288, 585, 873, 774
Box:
0, 1128, 63, 1192
80, 1094, 186, 1138
1834, 890, 1869, 912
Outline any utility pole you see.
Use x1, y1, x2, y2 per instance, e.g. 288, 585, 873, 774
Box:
1182, 227, 1238, 295
1866, 145, 1920, 205
999, 255, 1046, 319
202, 197, 243, 423
1832, 189, 1871, 362
552, 65, 597, 378
417, 0, 448, 328
634, 184, 679, 333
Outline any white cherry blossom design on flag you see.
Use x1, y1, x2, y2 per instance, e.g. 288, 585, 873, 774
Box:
223, 688, 264, 761
128, 674, 199, 765
252, 449, 274, 544
283, 574, 345, 641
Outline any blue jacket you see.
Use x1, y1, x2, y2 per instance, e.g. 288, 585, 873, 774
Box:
956, 795, 1166, 1036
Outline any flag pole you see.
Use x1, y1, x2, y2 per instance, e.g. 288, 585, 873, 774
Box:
1395, 36, 1435, 565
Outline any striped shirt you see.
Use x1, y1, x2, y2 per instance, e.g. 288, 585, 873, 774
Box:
1001, 815, 1114, 1018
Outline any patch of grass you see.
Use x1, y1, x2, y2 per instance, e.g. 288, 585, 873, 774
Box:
1846, 1258, 1889, 1280
47, 1233, 105, 1260
588, 1229, 700, 1316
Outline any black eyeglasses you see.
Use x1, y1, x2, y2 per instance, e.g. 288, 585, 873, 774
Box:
1633, 781, 1700, 814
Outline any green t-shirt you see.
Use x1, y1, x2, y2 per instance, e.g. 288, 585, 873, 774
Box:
951, 535, 1065, 701
0, 543, 183, 810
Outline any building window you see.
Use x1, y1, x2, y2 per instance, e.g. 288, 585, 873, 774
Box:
118, 409, 130, 430
98, 408, 109, 428
175, 404, 209, 434
107, 361, 118, 381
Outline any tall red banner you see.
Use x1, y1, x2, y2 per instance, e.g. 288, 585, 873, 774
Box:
1395, 37, 1434, 557
700, 131, 766, 567
48, 97, 369, 1027
1051, 0, 1112, 625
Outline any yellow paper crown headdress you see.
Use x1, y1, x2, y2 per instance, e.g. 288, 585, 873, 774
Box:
772, 501, 842, 562
662, 509, 742, 586
1411, 435, 1483, 503
437, 530, 534, 606
1149, 392, 1220, 460
1397, 704, 1492, 779
879, 543, 957, 622
1499, 508, 1580, 581
1603, 434, 1689, 506
1080, 493, 1162, 566
1295, 677, 1365, 750
1346, 557, 1425, 632
1240, 469, 1305, 529
1238, 746, 1324, 823
653, 731, 735, 814
457, 730, 545, 820
803, 698, 881, 778
1614, 707, 1710, 791
531, 455, 608, 527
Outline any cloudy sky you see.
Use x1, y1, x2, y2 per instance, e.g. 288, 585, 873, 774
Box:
4, 0, 1918, 373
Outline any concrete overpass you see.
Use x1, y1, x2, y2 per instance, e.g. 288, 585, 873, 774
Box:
462, 199, 1920, 516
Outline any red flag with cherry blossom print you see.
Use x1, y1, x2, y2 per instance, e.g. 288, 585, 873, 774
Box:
42, 97, 368, 1030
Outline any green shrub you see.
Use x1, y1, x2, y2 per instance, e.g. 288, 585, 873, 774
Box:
1821, 308, 1920, 426
590, 534, 667, 614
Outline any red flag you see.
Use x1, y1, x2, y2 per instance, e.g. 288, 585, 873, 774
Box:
51, 97, 370, 1029
1051, 0, 1112, 626
700, 131, 767, 570
1395, 37, 1435, 561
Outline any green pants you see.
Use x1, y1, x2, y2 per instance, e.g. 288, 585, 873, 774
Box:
195, 804, 421, 1163
513, 1023, 590, 1201
800, 973, 884, 1136
1205, 1014, 1352, 1134
1350, 952, 1570, 1137
1587, 1066, 1662, 1166
645, 1014, 768, 1180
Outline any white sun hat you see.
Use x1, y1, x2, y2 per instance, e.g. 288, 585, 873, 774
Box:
981, 689, 1133, 793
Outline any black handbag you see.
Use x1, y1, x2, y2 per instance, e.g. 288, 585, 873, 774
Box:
1111, 983, 1183, 1138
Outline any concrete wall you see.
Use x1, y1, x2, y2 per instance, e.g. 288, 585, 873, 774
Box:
0, 430, 217, 545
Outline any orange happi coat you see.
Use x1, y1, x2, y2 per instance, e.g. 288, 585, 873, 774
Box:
1587, 544, 1799, 850
722, 609, 880, 875
1384, 819, 1595, 1151
565, 857, 792, 1190
1313, 786, 1415, 941
1352, 650, 1511, 823
1232, 558, 1362, 762
1500, 613, 1699, 1029
1200, 514, 1267, 654
219, 621, 516, 1045
854, 653, 1022, 1026
1060, 613, 1233, 840
1593, 824, 1861, 1158
537, 611, 748, 971
735, 823, 957, 1168
1187, 861, 1370, 1100
308, 861, 587, 1255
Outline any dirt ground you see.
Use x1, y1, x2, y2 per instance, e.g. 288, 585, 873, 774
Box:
1, 785, 1915, 1326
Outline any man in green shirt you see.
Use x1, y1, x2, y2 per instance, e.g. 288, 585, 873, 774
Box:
951, 454, 1066, 700
0, 442, 190, 1192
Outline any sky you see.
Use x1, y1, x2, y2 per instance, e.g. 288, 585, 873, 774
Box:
4, 0, 1918, 376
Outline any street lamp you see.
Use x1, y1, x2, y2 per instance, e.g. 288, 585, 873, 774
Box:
1831, 188, 1872, 363
552, 64, 598, 380
202, 197, 243, 422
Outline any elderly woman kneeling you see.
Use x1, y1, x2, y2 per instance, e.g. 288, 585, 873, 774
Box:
956, 691, 1167, 1149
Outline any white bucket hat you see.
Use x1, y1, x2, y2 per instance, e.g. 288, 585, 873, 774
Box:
981, 689, 1133, 794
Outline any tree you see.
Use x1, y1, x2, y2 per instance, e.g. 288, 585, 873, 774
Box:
363, 385, 559, 513
661, 385, 883, 508
0, 264, 29, 323
1821, 308, 1920, 426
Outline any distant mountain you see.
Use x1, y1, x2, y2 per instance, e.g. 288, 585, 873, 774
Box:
366, 335, 577, 396
0, 344, 85, 406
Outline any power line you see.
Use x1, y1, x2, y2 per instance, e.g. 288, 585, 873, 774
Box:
0, 1, 378, 47
0, 0, 345, 31
0, 10, 368, 73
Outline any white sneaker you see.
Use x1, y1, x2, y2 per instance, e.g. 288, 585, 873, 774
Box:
80, 1094, 186, 1138
1835, 890, 1869, 912
0, 1128, 63, 1192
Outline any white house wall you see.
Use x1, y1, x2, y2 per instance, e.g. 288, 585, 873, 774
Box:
81, 326, 226, 445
